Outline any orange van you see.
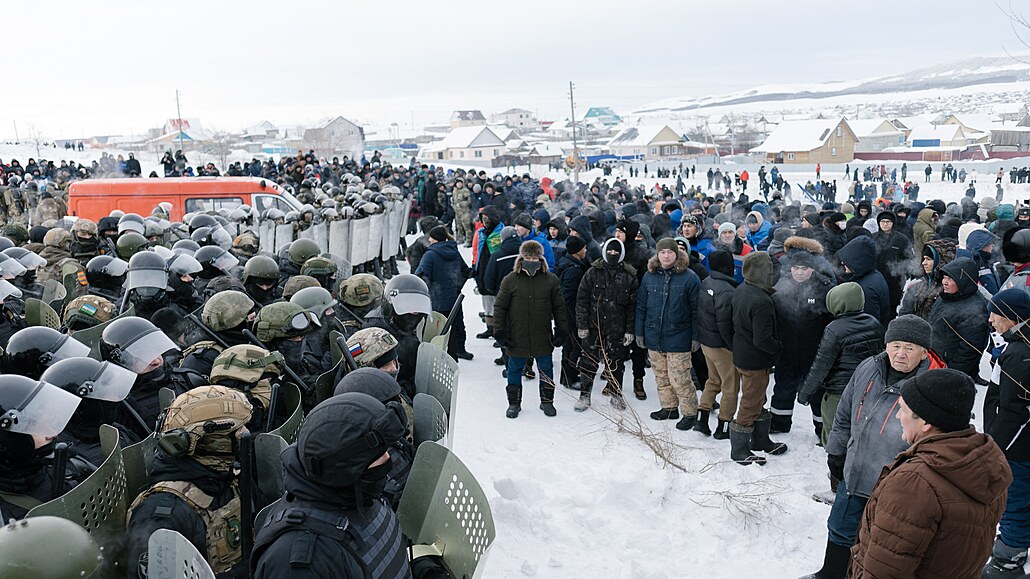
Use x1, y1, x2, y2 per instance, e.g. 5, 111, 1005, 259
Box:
67, 177, 303, 222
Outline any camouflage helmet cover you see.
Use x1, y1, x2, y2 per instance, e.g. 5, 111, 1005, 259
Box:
159, 385, 253, 456
338, 273, 384, 308
209, 344, 285, 385
346, 327, 399, 369
63, 295, 118, 329
202, 290, 254, 332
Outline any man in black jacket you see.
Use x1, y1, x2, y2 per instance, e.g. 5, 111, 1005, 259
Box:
695, 250, 738, 438
983, 289, 1030, 577
873, 211, 914, 322
770, 250, 833, 434
730, 251, 787, 465
556, 236, 589, 389
929, 257, 989, 380
616, 218, 654, 400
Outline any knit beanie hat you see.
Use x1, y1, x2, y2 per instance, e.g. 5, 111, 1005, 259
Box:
718, 222, 737, 236
707, 250, 734, 277
429, 225, 449, 242
565, 236, 586, 255
514, 213, 534, 230
900, 369, 975, 432
884, 314, 932, 350
989, 288, 1030, 322
655, 237, 679, 253
499, 226, 518, 241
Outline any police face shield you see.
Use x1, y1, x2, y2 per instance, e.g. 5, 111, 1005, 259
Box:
5, 250, 45, 269
151, 246, 173, 260
0, 255, 27, 279
211, 251, 240, 273
0, 379, 81, 437
390, 291, 432, 316
49, 335, 92, 364
76, 361, 137, 402
126, 267, 169, 291
212, 227, 233, 250
0, 279, 23, 302
102, 257, 129, 277
114, 329, 179, 373
118, 220, 145, 235
167, 254, 203, 277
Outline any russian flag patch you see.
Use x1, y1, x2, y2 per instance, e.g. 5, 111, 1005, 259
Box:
349, 342, 363, 357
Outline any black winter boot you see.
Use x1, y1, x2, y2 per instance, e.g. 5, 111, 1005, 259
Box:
539, 402, 557, 416
693, 410, 712, 436
982, 537, 1029, 578
675, 413, 697, 431
729, 422, 766, 466
477, 316, 494, 339
633, 377, 646, 400
505, 384, 522, 419
751, 410, 788, 455
713, 419, 730, 440
649, 408, 680, 421
797, 540, 852, 579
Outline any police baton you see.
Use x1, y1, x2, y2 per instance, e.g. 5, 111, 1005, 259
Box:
50, 442, 69, 501
241, 329, 310, 397
185, 313, 230, 349
121, 400, 153, 435
336, 302, 365, 325
439, 293, 465, 337
264, 382, 281, 433
238, 432, 255, 561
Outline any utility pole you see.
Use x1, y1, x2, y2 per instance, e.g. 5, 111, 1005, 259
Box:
569, 81, 580, 184
175, 90, 185, 155
12, 121, 18, 142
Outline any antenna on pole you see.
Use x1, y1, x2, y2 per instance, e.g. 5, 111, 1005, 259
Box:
175, 90, 185, 156
569, 81, 580, 185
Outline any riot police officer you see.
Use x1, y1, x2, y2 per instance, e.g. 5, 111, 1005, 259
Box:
43, 356, 140, 466
337, 273, 385, 336
301, 256, 339, 294
126, 385, 253, 579
125, 250, 171, 320
0, 374, 82, 520
194, 245, 239, 297
253, 301, 320, 402
0, 279, 25, 348
363, 274, 432, 399
279, 238, 320, 288
69, 218, 104, 265
166, 253, 204, 314
251, 392, 411, 579
242, 255, 281, 306
180, 290, 256, 376
116, 231, 150, 261
62, 294, 118, 333
208, 344, 289, 433
3, 326, 90, 379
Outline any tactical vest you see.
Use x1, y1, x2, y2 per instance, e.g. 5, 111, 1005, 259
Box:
129, 481, 243, 574
252, 497, 410, 579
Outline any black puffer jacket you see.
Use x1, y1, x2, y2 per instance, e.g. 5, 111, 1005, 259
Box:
576, 250, 639, 359
799, 282, 885, 401
556, 253, 590, 343
984, 322, 1030, 462
696, 270, 737, 349
929, 257, 990, 380
838, 235, 892, 325
772, 271, 833, 366
732, 252, 783, 370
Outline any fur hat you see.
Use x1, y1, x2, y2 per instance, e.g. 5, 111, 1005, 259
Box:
519, 239, 544, 259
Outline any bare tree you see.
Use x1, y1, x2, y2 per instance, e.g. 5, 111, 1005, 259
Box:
24, 123, 46, 158
203, 130, 239, 173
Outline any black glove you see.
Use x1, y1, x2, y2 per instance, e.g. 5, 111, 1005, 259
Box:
552, 331, 567, 347
797, 389, 811, 407
827, 454, 846, 484
494, 330, 512, 349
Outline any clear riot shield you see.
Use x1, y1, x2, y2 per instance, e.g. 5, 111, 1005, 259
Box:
381, 201, 402, 261
259, 221, 274, 254
298, 226, 314, 241
350, 217, 371, 265
312, 221, 329, 254
329, 220, 352, 267
367, 213, 386, 265
274, 224, 294, 255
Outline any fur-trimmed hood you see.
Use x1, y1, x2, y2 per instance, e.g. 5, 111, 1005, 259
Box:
514, 239, 548, 274
646, 248, 690, 273
783, 235, 824, 255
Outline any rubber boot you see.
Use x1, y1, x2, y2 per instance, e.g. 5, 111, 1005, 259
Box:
693, 410, 712, 436
574, 377, 592, 412
713, 419, 729, 440
633, 377, 646, 400
982, 538, 1029, 578
505, 384, 522, 418
675, 412, 697, 431
649, 407, 680, 421
729, 422, 766, 466
751, 409, 788, 455
797, 540, 852, 579
477, 317, 494, 339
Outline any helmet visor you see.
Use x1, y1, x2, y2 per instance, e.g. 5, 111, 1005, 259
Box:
0, 256, 27, 278
126, 268, 168, 291
51, 335, 91, 363
167, 254, 202, 276
118, 221, 145, 235
0, 279, 22, 301
103, 257, 129, 277
118, 330, 179, 373
3, 381, 80, 437
212, 251, 239, 272
12, 251, 45, 269
80, 361, 136, 402
392, 292, 432, 316
151, 246, 173, 260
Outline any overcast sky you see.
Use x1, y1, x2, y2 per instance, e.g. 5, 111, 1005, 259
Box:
4, 0, 1021, 139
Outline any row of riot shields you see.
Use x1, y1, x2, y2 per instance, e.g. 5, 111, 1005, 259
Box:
255, 198, 411, 267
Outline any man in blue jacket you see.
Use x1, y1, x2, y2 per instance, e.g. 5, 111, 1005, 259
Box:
745, 210, 775, 252
514, 213, 555, 271
635, 238, 701, 431
415, 226, 472, 361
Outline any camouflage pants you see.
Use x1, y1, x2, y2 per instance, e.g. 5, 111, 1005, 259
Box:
699, 345, 739, 422
649, 350, 697, 414
454, 211, 472, 243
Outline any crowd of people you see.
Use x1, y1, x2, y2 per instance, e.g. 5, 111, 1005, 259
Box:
0, 148, 1028, 577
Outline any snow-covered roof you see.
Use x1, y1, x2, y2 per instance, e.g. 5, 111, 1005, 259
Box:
848, 119, 899, 137
488, 126, 519, 142
751, 118, 848, 153
993, 102, 1027, 114
607, 125, 682, 148
450, 110, 486, 122
499, 108, 532, 115
437, 126, 505, 149
946, 114, 1000, 133
908, 124, 966, 142
528, 142, 564, 157
890, 115, 935, 131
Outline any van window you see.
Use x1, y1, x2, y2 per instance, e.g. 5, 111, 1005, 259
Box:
186, 197, 243, 213
253, 195, 293, 215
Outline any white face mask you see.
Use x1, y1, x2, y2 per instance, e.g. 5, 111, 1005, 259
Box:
837, 221, 847, 230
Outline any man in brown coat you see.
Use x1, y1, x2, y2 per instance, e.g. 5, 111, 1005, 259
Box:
849, 369, 1012, 578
